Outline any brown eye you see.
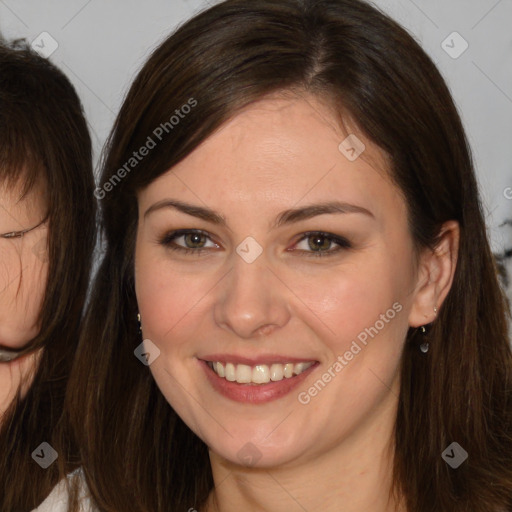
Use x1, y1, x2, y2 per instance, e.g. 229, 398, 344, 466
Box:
293, 232, 351, 258
182, 232, 207, 249
307, 234, 332, 252
159, 229, 218, 254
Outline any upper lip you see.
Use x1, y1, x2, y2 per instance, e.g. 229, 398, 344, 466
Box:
199, 354, 318, 366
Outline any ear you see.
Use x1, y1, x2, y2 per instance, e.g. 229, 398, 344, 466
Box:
408, 220, 460, 327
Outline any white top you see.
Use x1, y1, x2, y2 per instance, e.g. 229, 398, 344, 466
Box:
32, 468, 97, 512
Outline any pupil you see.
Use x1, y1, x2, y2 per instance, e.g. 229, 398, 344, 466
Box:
310, 235, 329, 251
187, 233, 204, 248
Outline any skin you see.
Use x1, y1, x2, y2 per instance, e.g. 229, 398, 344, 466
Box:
134, 93, 459, 512
0, 174, 48, 416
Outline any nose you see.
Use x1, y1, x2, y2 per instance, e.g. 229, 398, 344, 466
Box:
214, 249, 291, 340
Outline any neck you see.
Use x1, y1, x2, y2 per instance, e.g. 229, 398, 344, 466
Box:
203, 382, 406, 512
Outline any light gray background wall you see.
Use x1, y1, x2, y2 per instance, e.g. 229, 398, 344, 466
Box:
1, 0, 511, 295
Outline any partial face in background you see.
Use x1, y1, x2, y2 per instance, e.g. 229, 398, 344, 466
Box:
134, 94, 425, 469
0, 173, 49, 350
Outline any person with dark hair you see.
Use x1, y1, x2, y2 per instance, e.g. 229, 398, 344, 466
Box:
0, 38, 96, 511
59, 0, 512, 511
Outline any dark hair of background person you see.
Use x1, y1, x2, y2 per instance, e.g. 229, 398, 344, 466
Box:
0, 37, 97, 511
60, 0, 512, 511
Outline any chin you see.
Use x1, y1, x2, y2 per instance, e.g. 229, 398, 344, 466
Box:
204, 427, 309, 470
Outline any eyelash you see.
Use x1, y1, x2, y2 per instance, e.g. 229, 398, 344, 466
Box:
158, 229, 352, 258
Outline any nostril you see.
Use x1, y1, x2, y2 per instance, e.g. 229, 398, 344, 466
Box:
257, 324, 274, 336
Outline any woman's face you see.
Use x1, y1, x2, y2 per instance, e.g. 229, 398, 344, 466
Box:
135, 95, 427, 468
0, 174, 49, 350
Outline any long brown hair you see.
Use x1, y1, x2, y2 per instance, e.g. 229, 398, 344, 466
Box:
0, 38, 96, 511
63, 1, 512, 510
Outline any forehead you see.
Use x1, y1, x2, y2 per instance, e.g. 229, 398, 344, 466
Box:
139, 95, 403, 222
0, 163, 47, 198
0, 169, 47, 228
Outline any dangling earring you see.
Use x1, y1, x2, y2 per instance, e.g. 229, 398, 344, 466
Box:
137, 313, 142, 335
419, 325, 429, 353
416, 306, 437, 353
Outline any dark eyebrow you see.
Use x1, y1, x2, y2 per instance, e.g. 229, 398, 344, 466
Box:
143, 199, 374, 229
274, 201, 374, 228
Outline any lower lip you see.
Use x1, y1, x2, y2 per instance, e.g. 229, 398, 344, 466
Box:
199, 359, 318, 404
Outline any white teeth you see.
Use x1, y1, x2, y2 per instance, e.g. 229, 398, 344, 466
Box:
209, 360, 314, 384
252, 365, 270, 384
236, 364, 252, 384
225, 362, 236, 382
294, 362, 310, 374
270, 363, 283, 381
283, 363, 294, 378
215, 362, 225, 378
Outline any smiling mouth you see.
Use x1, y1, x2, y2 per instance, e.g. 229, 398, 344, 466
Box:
206, 360, 315, 385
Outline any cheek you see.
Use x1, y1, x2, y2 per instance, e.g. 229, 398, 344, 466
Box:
134, 244, 206, 350
137, 273, 192, 342
292, 255, 409, 352
0, 244, 48, 346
